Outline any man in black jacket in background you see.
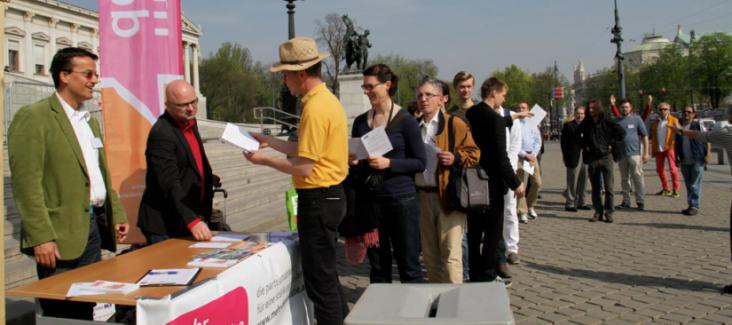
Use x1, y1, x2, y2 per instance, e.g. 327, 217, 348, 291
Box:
466, 77, 525, 282
577, 99, 625, 223
561, 106, 590, 212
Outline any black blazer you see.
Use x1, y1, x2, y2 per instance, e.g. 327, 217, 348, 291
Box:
560, 120, 582, 168
137, 113, 213, 238
466, 102, 521, 195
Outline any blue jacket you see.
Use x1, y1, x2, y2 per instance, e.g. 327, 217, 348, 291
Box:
675, 121, 707, 164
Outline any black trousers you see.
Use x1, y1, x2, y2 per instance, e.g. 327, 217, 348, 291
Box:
366, 192, 423, 283
296, 185, 348, 325
467, 186, 505, 281
36, 208, 104, 320
588, 157, 615, 215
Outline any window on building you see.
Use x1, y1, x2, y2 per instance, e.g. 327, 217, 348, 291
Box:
7, 40, 20, 72
33, 44, 46, 75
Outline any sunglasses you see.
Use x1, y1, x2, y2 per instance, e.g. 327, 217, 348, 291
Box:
658, 108, 669, 111
361, 82, 383, 91
67, 70, 100, 80
683, 111, 694, 114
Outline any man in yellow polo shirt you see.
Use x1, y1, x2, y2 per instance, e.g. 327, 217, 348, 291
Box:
244, 37, 349, 325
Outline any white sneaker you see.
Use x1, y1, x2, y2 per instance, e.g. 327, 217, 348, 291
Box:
528, 208, 538, 219
519, 214, 529, 224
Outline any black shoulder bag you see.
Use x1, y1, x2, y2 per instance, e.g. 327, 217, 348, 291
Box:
446, 116, 491, 212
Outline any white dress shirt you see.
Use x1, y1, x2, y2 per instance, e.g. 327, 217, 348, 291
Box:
500, 107, 522, 170
657, 117, 669, 152
56, 93, 107, 207
416, 112, 440, 187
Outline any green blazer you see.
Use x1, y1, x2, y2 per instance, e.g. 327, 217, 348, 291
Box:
8, 94, 127, 260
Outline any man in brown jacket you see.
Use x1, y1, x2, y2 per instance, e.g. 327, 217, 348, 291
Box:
415, 78, 480, 283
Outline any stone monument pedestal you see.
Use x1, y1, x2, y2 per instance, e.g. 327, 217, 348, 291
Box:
338, 72, 370, 124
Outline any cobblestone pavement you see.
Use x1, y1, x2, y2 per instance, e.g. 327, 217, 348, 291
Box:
337, 141, 732, 324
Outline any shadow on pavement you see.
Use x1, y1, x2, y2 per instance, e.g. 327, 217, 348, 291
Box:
523, 261, 722, 292
616, 222, 729, 232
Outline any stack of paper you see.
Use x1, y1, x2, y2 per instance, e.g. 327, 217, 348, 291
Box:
187, 248, 255, 268
210, 232, 252, 242
67, 280, 139, 297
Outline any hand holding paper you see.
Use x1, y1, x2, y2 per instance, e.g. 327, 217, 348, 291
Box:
349, 127, 393, 161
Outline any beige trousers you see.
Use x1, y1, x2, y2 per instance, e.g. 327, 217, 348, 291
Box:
418, 190, 465, 283
517, 158, 542, 214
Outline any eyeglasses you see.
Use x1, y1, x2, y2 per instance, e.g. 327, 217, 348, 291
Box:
67, 70, 99, 80
361, 82, 383, 91
168, 97, 199, 110
658, 108, 669, 111
416, 93, 441, 100
683, 111, 694, 114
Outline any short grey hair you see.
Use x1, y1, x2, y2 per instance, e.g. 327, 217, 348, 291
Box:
417, 77, 445, 96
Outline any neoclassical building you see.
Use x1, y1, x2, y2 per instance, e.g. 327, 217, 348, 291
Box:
3, 0, 203, 95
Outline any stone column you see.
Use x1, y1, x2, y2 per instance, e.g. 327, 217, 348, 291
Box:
1, 1, 8, 320
71, 23, 79, 47
192, 44, 200, 94
183, 42, 191, 84
23, 12, 34, 76
91, 28, 98, 54
49, 18, 58, 58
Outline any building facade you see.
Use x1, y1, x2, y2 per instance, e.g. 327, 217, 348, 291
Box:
624, 25, 690, 69
3, 0, 204, 109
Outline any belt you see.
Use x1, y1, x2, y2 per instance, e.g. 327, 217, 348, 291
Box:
296, 184, 343, 195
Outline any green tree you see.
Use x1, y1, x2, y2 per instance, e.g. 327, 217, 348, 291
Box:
693, 32, 732, 108
370, 54, 438, 107
199, 42, 276, 122
491, 64, 532, 108
639, 45, 688, 110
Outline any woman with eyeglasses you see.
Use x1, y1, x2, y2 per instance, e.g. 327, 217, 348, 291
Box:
674, 106, 710, 216
347, 63, 426, 283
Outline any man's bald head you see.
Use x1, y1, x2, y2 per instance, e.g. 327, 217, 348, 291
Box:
165, 80, 199, 124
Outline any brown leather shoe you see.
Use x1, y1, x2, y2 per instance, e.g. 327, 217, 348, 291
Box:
497, 263, 512, 279
589, 213, 602, 222
604, 212, 614, 223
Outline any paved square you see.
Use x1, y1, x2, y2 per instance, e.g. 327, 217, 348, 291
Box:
337, 142, 732, 324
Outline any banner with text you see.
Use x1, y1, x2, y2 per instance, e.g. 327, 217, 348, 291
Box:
99, 0, 183, 243
136, 241, 313, 324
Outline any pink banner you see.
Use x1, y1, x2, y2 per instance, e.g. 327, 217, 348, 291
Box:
99, 0, 183, 243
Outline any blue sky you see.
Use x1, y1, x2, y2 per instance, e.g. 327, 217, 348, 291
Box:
67, 0, 732, 81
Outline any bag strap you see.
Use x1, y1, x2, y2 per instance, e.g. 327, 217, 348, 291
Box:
448, 115, 456, 153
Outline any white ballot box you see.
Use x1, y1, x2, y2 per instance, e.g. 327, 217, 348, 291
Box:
345, 282, 514, 325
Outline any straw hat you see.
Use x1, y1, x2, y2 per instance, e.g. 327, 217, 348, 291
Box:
270, 37, 331, 72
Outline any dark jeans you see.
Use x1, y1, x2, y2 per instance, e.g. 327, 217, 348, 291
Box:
36, 210, 103, 320
296, 185, 348, 325
588, 157, 615, 215
367, 192, 423, 283
467, 185, 505, 281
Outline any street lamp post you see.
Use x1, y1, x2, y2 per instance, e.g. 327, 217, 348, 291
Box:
280, 0, 300, 134
689, 30, 696, 108
611, 0, 626, 99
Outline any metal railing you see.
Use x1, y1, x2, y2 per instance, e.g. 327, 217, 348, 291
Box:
252, 106, 299, 135
4, 78, 102, 143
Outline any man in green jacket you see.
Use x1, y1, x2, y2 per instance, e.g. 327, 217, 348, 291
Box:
8, 47, 128, 319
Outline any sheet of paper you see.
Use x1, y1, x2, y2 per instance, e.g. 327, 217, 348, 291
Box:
522, 160, 535, 175
424, 143, 440, 175
137, 268, 200, 286
349, 138, 369, 160
67, 283, 106, 297
189, 242, 232, 249
523, 104, 547, 129
211, 232, 251, 242
360, 127, 393, 157
221, 123, 260, 152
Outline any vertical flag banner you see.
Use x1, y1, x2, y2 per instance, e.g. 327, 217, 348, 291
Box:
99, 0, 183, 243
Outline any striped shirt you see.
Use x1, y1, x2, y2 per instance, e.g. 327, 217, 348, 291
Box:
698, 125, 732, 175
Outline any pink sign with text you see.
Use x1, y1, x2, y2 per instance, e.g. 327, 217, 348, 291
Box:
167, 287, 249, 325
